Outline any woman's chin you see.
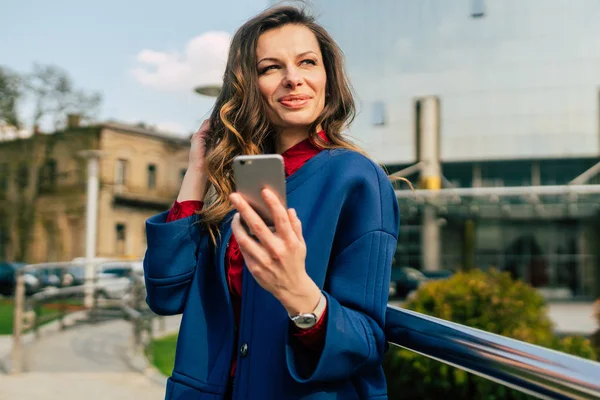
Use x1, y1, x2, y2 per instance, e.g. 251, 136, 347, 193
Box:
276, 114, 319, 130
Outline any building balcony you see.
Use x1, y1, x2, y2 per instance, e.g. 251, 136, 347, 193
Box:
111, 184, 176, 211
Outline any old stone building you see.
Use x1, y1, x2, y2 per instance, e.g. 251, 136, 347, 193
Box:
0, 118, 190, 263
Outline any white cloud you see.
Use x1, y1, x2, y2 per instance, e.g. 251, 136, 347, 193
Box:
131, 31, 231, 91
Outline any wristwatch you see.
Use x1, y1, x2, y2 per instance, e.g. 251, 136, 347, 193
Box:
289, 293, 327, 330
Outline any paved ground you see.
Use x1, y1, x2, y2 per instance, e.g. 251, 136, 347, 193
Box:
0, 314, 181, 400
0, 372, 165, 400
547, 302, 598, 335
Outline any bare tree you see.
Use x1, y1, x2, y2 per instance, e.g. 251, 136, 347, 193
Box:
0, 66, 22, 128
25, 63, 102, 129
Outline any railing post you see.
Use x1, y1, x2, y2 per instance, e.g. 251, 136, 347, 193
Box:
133, 277, 143, 354
159, 316, 166, 334
90, 269, 100, 324
59, 270, 66, 330
11, 274, 25, 374
33, 299, 41, 339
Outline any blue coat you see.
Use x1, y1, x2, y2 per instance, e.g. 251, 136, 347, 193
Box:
144, 149, 400, 399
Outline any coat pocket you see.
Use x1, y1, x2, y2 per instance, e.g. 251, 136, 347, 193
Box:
165, 377, 223, 400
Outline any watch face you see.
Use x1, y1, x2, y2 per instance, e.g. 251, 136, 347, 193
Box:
293, 313, 317, 329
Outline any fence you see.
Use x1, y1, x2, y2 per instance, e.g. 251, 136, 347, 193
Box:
9, 261, 600, 399
10, 258, 157, 374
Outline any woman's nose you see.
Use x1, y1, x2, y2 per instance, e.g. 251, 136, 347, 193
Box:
283, 68, 303, 88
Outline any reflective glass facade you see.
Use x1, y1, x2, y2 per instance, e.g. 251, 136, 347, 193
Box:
271, 0, 600, 298
287, 0, 600, 164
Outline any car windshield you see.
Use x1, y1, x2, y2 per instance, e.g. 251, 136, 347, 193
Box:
66, 266, 85, 279
100, 267, 131, 277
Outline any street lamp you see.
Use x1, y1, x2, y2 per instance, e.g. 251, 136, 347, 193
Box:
194, 84, 222, 97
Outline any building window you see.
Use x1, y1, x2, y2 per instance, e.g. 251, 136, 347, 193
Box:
481, 178, 504, 187
115, 159, 128, 186
372, 101, 386, 126
471, 0, 485, 18
44, 221, 58, 261
147, 164, 157, 189
0, 164, 8, 197
0, 212, 7, 260
15, 163, 29, 190
69, 218, 83, 259
116, 223, 126, 255
38, 159, 57, 194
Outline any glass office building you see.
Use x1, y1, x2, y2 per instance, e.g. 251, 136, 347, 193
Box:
272, 0, 600, 297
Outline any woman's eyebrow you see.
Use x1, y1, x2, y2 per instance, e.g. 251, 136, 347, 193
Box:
257, 51, 318, 65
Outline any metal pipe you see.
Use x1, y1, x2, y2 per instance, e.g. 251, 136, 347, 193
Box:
570, 161, 600, 185
388, 162, 423, 178
395, 184, 600, 199
385, 305, 600, 399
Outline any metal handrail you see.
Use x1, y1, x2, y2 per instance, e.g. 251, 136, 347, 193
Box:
394, 184, 600, 199
10, 258, 145, 374
10, 261, 600, 398
385, 305, 600, 399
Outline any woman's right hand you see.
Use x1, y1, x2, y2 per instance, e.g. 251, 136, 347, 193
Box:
188, 119, 211, 173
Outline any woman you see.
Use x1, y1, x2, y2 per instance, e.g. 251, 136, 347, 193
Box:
144, 5, 399, 399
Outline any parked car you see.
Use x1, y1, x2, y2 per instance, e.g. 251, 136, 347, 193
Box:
27, 267, 62, 291
62, 261, 143, 300
389, 267, 455, 299
389, 267, 429, 299
421, 269, 455, 280
0, 262, 38, 296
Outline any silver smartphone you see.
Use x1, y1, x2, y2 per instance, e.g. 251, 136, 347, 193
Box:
232, 154, 287, 233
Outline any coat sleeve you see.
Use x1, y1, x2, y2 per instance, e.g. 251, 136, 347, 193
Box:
285, 157, 401, 382
285, 229, 397, 382
143, 210, 211, 315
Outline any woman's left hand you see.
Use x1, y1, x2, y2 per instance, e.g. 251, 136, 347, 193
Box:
229, 189, 321, 315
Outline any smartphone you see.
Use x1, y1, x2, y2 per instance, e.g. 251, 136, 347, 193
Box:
232, 154, 287, 234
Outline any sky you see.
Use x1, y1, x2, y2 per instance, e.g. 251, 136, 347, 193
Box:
1, 0, 271, 136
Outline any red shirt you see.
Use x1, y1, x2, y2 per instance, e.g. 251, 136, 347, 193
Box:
166, 132, 328, 376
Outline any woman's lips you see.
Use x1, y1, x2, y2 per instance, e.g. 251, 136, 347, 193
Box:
279, 97, 310, 109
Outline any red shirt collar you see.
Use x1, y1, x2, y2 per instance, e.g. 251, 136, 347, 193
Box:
281, 131, 329, 177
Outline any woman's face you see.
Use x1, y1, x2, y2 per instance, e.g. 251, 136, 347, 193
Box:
256, 24, 327, 132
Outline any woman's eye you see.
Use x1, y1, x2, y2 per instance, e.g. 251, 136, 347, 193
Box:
301, 59, 317, 66
259, 65, 278, 74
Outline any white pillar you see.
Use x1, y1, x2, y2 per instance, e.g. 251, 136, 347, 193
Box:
78, 150, 103, 308
417, 96, 441, 272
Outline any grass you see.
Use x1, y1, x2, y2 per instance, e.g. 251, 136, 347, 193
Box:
146, 333, 178, 376
0, 297, 85, 335
0, 299, 14, 335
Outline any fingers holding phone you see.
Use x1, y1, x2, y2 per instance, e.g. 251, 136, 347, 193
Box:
229, 189, 310, 307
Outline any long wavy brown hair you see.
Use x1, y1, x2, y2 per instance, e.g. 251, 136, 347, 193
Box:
199, 4, 398, 243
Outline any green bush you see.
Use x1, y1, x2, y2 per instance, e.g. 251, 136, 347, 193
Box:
592, 299, 600, 354
594, 299, 600, 330
383, 269, 596, 400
